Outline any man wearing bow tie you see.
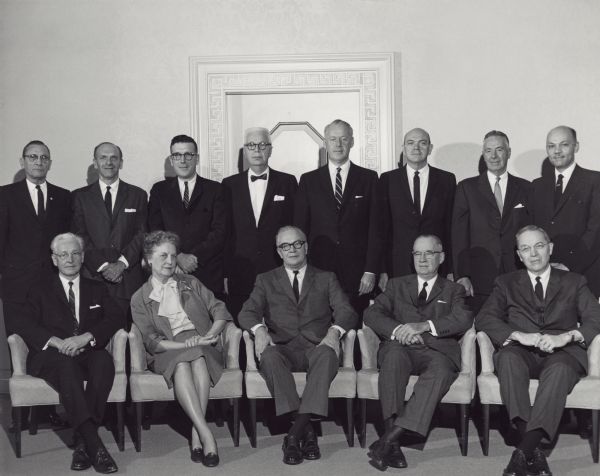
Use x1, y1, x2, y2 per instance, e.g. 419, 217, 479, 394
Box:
72, 142, 147, 321
475, 225, 600, 476
13, 232, 124, 473
222, 127, 297, 321
364, 234, 472, 471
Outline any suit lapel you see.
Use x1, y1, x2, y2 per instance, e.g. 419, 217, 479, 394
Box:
318, 165, 336, 203
476, 173, 499, 212
421, 167, 436, 216
111, 181, 128, 225
340, 162, 358, 211
275, 266, 297, 304
91, 182, 112, 225
79, 277, 91, 323
168, 178, 185, 211
544, 268, 561, 306
52, 274, 70, 310
258, 169, 276, 227
298, 266, 315, 304
17, 180, 39, 221
555, 165, 582, 214
398, 167, 415, 212
501, 174, 518, 227
427, 276, 443, 303
188, 175, 203, 209
409, 274, 419, 306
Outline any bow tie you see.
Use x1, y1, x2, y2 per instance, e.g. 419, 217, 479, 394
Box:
251, 173, 267, 182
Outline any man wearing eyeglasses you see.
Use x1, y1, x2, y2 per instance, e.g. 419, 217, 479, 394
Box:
148, 134, 227, 297
238, 225, 357, 465
364, 234, 472, 471
0, 140, 71, 335
12, 232, 124, 473
475, 225, 600, 476
72, 142, 147, 324
222, 127, 297, 321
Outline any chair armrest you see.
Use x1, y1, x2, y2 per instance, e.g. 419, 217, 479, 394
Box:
243, 331, 258, 371
476, 331, 495, 374
341, 329, 356, 370
222, 322, 241, 370
7, 334, 28, 376
127, 324, 148, 372
109, 329, 128, 374
459, 327, 476, 376
357, 325, 380, 370
587, 334, 600, 378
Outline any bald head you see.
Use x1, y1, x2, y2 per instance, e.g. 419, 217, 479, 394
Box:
403, 128, 432, 170
546, 125, 579, 172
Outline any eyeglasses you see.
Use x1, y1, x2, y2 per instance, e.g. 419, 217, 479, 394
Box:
53, 251, 83, 261
412, 250, 442, 259
23, 154, 50, 163
244, 142, 271, 151
517, 242, 548, 254
277, 240, 305, 251
170, 153, 197, 162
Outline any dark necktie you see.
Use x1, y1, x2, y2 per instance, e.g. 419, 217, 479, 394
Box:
183, 181, 190, 209
418, 281, 428, 305
494, 176, 503, 215
413, 170, 421, 215
534, 276, 544, 302
68, 281, 79, 334
36, 184, 45, 219
104, 185, 112, 218
292, 270, 300, 301
251, 173, 267, 182
335, 167, 343, 211
554, 174, 563, 209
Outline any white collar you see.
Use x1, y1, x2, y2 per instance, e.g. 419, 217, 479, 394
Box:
555, 161, 576, 181
328, 160, 351, 174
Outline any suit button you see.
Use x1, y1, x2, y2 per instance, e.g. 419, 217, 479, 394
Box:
336, 241, 340, 245
551, 221, 554, 225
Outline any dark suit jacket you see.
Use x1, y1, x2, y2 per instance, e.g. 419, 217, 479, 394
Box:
379, 165, 456, 277
238, 265, 358, 344
364, 275, 472, 370
452, 173, 531, 296
475, 269, 600, 373
72, 180, 148, 300
148, 175, 227, 294
294, 163, 381, 294
222, 168, 297, 296
0, 180, 71, 305
14, 273, 124, 374
530, 165, 600, 296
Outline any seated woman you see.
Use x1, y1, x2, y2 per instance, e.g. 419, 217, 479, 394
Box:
131, 230, 232, 467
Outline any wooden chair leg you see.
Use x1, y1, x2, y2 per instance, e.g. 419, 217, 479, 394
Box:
28, 406, 38, 435
459, 403, 469, 456
359, 399, 367, 448
14, 406, 22, 458
215, 400, 225, 427
250, 399, 257, 448
592, 409, 599, 463
482, 404, 490, 456
116, 402, 124, 451
233, 398, 240, 447
142, 402, 152, 430
346, 398, 354, 447
134, 402, 142, 452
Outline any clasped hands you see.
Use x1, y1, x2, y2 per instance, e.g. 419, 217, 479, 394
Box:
510, 331, 571, 353
393, 322, 430, 345
50, 334, 92, 357
184, 334, 219, 348
101, 261, 126, 283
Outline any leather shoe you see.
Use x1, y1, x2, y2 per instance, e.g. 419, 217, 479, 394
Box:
387, 441, 407, 469
503, 449, 528, 476
91, 446, 118, 474
282, 435, 304, 465
202, 452, 219, 467
71, 443, 91, 471
367, 439, 393, 472
529, 448, 552, 476
301, 429, 321, 460
190, 447, 203, 463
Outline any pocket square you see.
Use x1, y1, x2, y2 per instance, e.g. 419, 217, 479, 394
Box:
354, 195, 364, 199
274, 195, 285, 201
124, 208, 136, 213
436, 300, 447, 304
514, 203, 524, 208
89, 304, 101, 309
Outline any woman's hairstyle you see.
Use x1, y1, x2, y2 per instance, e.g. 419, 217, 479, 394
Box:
143, 230, 180, 262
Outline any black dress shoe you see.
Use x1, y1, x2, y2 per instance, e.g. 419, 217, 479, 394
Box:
282, 435, 304, 465
503, 449, 528, 476
202, 452, 220, 467
71, 443, 92, 471
387, 441, 407, 469
529, 448, 552, 476
367, 439, 393, 472
301, 429, 321, 460
190, 447, 203, 463
92, 447, 118, 474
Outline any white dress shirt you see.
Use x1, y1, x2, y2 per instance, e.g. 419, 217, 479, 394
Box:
391, 274, 439, 339
248, 168, 269, 225
99, 178, 119, 213
25, 179, 47, 214
177, 175, 197, 199
328, 160, 351, 194
555, 161, 576, 190
406, 164, 429, 213
59, 274, 81, 323
487, 170, 508, 202
527, 266, 551, 299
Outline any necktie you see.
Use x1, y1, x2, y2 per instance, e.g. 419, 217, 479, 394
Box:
534, 276, 544, 302
413, 170, 421, 214
183, 181, 190, 209
68, 281, 79, 334
418, 281, 428, 305
292, 270, 300, 301
251, 173, 267, 182
494, 176, 503, 215
335, 167, 343, 211
554, 174, 564, 209
36, 185, 45, 219
104, 185, 112, 218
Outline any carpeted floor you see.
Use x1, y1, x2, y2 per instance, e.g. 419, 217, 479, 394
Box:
1, 396, 597, 476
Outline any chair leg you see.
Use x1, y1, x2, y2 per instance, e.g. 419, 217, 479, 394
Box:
14, 406, 22, 458
592, 409, 599, 463
459, 403, 469, 456
233, 398, 240, 447
134, 402, 142, 452
142, 402, 152, 430
346, 398, 354, 447
359, 399, 367, 448
116, 402, 124, 451
28, 406, 38, 435
215, 400, 225, 427
482, 404, 490, 456
250, 399, 257, 448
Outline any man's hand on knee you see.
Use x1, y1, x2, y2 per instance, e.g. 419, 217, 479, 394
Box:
318, 328, 341, 357
254, 326, 274, 361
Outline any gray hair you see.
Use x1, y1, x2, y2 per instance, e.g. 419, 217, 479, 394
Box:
50, 233, 84, 253
515, 225, 551, 245
324, 119, 353, 138
244, 127, 271, 143
275, 225, 307, 244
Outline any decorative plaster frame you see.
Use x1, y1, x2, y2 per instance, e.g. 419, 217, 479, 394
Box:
190, 53, 399, 181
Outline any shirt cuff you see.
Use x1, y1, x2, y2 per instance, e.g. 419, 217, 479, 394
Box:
390, 324, 402, 340
251, 323, 266, 335
364, 271, 375, 276
428, 320, 438, 336
118, 256, 129, 268
42, 338, 52, 351
331, 325, 346, 339
97, 262, 109, 272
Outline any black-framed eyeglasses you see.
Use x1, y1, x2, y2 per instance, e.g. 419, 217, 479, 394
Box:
53, 251, 83, 261
244, 142, 271, 151
277, 240, 305, 251
170, 153, 197, 162
23, 154, 50, 163
412, 250, 442, 259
